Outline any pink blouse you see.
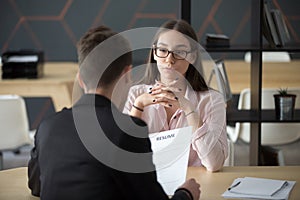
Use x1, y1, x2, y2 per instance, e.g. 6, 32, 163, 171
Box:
123, 84, 228, 171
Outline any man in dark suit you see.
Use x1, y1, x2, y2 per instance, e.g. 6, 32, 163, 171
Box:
28, 25, 200, 200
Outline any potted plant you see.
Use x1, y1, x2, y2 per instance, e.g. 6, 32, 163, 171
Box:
273, 88, 297, 120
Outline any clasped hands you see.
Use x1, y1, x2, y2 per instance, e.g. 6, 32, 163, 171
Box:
134, 80, 194, 114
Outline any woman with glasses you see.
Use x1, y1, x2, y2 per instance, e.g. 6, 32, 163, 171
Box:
123, 19, 228, 172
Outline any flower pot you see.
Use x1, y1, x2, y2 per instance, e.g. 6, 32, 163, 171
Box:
273, 94, 296, 120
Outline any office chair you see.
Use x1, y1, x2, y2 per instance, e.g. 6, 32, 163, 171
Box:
0, 95, 33, 169
207, 60, 234, 166
227, 88, 300, 145
207, 59, 233, 102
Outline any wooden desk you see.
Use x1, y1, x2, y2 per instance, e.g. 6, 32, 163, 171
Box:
0, 167, 38, 200
0, 62, 78, 111
187, 166, 300, 200
0, 166, 299, 200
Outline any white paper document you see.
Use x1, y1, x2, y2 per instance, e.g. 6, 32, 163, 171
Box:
7, 55, 38, 63
149, 126, 193, 195
222, 177, 296, 200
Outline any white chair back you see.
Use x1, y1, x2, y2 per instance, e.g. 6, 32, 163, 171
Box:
0, 95, 31, 150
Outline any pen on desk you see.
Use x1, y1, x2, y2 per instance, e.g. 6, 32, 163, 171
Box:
227, 181, 241, 191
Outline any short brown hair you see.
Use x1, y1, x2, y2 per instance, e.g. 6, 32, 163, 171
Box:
77, 26, 132, 89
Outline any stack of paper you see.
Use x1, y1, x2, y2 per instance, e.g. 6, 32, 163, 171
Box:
222, 177, 296, 200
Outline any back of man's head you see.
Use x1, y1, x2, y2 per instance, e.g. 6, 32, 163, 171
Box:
77, 26, 132, 90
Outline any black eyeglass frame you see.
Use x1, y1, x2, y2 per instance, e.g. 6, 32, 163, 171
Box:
152, 45, 192, 60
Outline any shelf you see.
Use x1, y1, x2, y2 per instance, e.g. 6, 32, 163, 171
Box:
202, 44, 300, 52
227, 109, 300, 123
226, 96, 300, 123
261, 109, 300, 122
226, 110, 259, 123
261, 44, 300, 52
183, 0, 299, 166
203, 45, 261, 52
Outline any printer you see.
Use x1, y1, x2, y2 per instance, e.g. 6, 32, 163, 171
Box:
1, 50, 44, 79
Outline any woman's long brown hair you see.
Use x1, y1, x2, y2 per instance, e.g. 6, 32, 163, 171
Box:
139, 19, 208, 92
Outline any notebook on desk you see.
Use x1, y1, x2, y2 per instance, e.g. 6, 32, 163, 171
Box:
222, 177, 296, 200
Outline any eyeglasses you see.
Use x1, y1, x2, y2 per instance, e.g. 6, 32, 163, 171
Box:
153, 46, 191, 60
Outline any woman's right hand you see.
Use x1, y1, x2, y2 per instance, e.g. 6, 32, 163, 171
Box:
133, 92, 158, 109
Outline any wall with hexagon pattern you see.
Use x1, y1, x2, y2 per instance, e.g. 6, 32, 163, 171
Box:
1, 0, 299, 62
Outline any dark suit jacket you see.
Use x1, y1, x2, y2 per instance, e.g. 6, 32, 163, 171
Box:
28, 94, 190, 200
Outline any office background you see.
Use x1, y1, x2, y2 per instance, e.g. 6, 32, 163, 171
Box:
1, 0, 300, 62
